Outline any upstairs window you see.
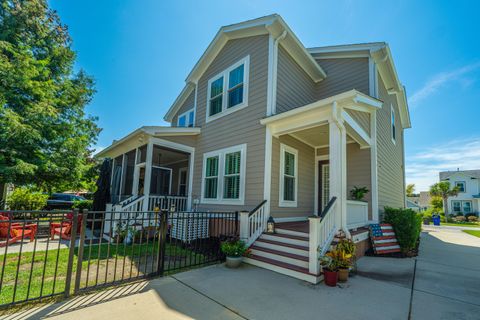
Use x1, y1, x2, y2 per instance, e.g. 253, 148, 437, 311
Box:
391, 104, 396, 144
178, 109, 195, 127
206, 56, 249, 122
455, 181, 466, 193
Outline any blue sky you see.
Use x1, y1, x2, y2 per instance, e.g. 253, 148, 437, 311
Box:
51, 0, 480, 191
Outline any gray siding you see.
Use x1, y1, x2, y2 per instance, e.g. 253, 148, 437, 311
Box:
346, 109, 370, 135
315, 58, 370, 99
346, 143, 372, 219
171, 89, 196, 126
270, 135, 315, 218
376, 72, 405, 211
276, 45, 318, 113
160, 135, 198, 148
193, 35, 269, 212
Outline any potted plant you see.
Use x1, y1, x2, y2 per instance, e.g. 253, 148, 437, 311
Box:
337, 238, 356, 278
221, 239, 248, 268
336, 250, 352, 282
350, 186, 369, 201
319, 254, 338, 287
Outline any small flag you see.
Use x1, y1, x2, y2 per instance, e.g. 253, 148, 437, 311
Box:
369, 224, 401, 254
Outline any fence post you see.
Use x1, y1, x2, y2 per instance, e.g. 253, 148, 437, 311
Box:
239, 211, 249, 243
156, 209, 168, 276
64, 209, 79, 298
74, 209, 88, 294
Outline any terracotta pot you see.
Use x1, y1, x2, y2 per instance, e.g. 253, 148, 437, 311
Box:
338, 268, 349, 282
225, 256, 242, 268
323, 269, 338, 287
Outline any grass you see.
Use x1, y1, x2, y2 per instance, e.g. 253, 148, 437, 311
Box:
0, 241, 207, 306
462, 230, 480, 238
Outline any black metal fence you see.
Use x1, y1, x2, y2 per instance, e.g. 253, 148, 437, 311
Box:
0, 209, 238, 308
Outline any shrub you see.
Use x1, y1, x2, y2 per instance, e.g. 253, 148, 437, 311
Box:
6, 187, 48, 210
72, 200, 93, 210
455, 215, 466, 222
468, 216, 478, 222
383, 207, 422, 254
220, 240, 247, 257
350, 186, 369, 201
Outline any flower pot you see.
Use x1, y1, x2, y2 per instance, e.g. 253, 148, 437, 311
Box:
338, 268, 349, 282
225, 256, 242, 268
323, 269, 338, 287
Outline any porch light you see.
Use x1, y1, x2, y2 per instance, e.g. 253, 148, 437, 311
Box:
267, 216, 275, 234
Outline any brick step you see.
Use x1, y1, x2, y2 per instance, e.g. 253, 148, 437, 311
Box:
254, 238, 309, 257
250, 245, 309, 262
260, 233, 309, 247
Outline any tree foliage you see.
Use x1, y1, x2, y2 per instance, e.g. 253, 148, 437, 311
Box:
0, 0, 100, 192
429, 181, 459, 215
406, 183, 415, 197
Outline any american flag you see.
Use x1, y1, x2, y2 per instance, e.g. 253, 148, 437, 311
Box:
369, 224, 401, 254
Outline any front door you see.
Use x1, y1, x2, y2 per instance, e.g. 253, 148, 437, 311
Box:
318, 160, 330, 214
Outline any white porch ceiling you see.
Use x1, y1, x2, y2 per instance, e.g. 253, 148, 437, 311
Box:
288, 124, 354, 148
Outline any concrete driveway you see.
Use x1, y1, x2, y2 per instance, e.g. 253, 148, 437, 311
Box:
6, 228, 480, 320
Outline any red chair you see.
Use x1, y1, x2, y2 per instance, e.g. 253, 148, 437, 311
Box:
0, 216, 37, 247
50, 213, 83, 240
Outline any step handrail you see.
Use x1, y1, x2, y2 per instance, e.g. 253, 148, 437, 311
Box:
249, 200, 267, 217
240, 200, 268, 247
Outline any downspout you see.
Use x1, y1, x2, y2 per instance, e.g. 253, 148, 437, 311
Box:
269, 30, 287, 115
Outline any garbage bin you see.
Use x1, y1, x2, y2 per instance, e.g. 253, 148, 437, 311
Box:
432, 214, 441, 226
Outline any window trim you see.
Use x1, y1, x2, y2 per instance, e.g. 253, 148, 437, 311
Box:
206, 56, 250, 123
391, 104, 396, 145
455, 181, 466, 193
177, 108, 195, 127
452, 200, 461, 212
200, 144, 247, 205
279, 144, 298, 208
463, 200, 472, 213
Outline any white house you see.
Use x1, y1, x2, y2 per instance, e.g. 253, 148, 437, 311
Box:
439, 169, 480, 215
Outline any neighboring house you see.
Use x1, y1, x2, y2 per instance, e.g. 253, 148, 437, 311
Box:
97, 15, 410, 283
406, 199, 421, 212
407, 191, 431, 211
439, 169, 480, 215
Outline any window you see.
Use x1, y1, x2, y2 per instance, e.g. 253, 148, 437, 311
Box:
178, 109, 195, 127
206, 56, 249, 122
178, 168, 188, 196
201, 144, 246, 204
455, 181, 466, 193
391, 104, 396, 144
463, 201, 472, 213
279, 144, 298, 207
452, 201, 461, 212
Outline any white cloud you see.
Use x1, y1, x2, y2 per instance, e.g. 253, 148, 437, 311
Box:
406, 137, 480, 191
409, 62, 480, 106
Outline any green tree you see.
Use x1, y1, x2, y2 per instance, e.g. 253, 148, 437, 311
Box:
0, 0, 100, 192
406, 184, 416, 197
429, 181, 459, 216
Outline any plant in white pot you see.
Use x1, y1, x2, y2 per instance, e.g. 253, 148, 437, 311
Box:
221, 239, 248, 268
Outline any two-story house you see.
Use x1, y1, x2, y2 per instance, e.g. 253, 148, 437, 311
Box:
97, 14, 411, 283
439, 169, 480, 215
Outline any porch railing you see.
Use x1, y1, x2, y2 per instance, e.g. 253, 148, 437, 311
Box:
308, 197, 338, 275
239, 200, 268, 247
346, 200, 369, 229
148, 195, 188, 212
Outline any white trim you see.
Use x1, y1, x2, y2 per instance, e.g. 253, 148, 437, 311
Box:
177, 108, 195, 127
200, 144, 247, 205
289, 132, 318, 149
264, 127, 272, 215
314, 155, 329, 214
187, 151, 194, 210
341, 110, 372, 146
274, 216, 309, 223
266, 34, 275, 116
279, 143, 298, 207
206, 56, 250, 123
368, 58, 377, 98
149, 137, 195, 154
370, 112, 379, 222
193, 83, 198, 125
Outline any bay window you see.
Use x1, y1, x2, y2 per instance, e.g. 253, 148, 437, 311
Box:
201, 144, 246, 204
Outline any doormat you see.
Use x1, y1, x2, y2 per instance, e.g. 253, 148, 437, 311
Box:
369, 223, 401, 254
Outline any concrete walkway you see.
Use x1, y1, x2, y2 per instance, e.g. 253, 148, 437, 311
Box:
4, 228, 479, 320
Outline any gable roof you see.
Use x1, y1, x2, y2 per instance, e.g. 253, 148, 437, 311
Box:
308, 42, 411, 129
164, 14, 327, 122
440, 170, 480, 181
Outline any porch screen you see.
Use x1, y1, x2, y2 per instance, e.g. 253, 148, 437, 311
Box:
224, 151, 241, 199
204, 156, 219, 198
150, 167, 171, 195
283, 151, 296, 201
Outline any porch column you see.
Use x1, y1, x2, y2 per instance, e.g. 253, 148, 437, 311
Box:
142, 140, 154, 211
187, 150, 195, 211
328, 104, 348, 235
